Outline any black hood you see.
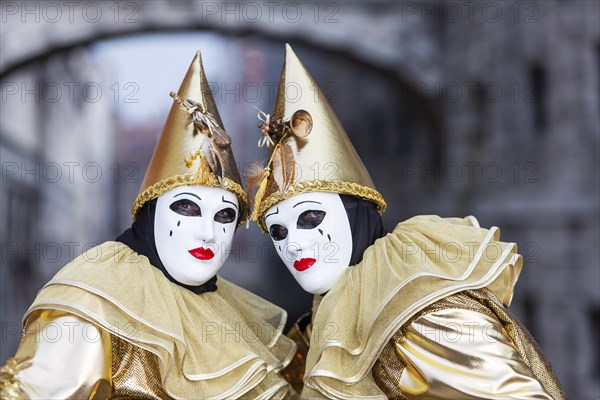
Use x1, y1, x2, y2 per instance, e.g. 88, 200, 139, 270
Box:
340, 194, 387, 266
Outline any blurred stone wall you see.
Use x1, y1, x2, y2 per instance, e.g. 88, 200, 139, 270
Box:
0, 50, 116, 362
437, 2, 600, 396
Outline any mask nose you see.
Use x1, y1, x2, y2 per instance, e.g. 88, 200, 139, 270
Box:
196, 215, 216, 243
286, 241, 301, 259
285, 227, 312, 259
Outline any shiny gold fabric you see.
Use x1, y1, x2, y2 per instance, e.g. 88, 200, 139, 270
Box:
374, 292, 558, 399
2, 313, 291, 400
289, 289, 564, 399
302, 215, 525, 398
110, 335, 169, 400
22, 241, 295, 399
1, 310, 112, 400
465, 289, 566, 399
371, 328, 408, 400
252, 44, 385, 232
132, 51, 246, 222
281, 313, 311, 394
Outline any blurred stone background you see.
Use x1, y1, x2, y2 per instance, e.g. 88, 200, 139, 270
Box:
0, 1, 598, 398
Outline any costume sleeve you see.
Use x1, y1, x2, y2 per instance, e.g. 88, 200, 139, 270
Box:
386, 308, 553, 399
0, 309, 112, 400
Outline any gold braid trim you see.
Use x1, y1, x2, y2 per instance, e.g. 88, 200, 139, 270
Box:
132, 174, 247, 225
255, 179, 386, 233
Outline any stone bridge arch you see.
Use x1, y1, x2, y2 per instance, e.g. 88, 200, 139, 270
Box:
1, 1, 441, 85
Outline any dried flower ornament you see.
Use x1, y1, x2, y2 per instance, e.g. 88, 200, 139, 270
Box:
256, 107, 290, 148
247, 108, 314, 221
170, 91, 234, 182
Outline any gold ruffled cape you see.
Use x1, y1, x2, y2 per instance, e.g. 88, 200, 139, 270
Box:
303, 215, 523, 399
24, 242, 296, 399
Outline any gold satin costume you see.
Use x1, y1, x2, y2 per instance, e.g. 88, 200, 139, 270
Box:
2, 242, 295, 399
282, 217, 566, 399
250, 45, 566, 399
1, 51, 295, 399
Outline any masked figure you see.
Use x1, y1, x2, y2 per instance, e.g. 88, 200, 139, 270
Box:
249, 45, 565, 399
0, 52, 295, 400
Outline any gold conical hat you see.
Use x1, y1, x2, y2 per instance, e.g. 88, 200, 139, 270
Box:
251, 44, 385, 232
133, 51, 246, 223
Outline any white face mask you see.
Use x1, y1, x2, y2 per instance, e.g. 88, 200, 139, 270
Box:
154, 185, 239, 286
265, 192, 352, 295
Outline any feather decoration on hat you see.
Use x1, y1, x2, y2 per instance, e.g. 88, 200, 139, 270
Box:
271, 142, 295, 193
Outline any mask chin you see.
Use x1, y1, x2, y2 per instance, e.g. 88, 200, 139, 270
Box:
154, 185, 238, 286
265, 192, 353, 295
299, 275, 339, 295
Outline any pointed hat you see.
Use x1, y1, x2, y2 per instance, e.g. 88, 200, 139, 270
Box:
250, 44, 385, 232
133, 51, 246, 223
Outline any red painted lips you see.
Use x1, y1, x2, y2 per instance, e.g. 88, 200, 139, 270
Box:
188, 247, 214, 261
294, 258, 316, 272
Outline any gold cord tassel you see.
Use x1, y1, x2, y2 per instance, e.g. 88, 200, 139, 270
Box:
194, 154, 212, 186
251, 168, 271, 221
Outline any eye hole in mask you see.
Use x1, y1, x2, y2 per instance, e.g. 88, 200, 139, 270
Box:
297, 210, 326, 229
269, 224, 288, 241
214, 207, 236, 224
170, 199, 201, 217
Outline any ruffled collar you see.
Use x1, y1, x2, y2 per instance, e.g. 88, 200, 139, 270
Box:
302, 215, 522, 399
25, 241, 296, 399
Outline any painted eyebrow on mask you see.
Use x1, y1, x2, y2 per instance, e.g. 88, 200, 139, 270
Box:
265, 207, 279, 220
173, 192, 201, 201
221, 195, 238, 210
293, 200, 322, 208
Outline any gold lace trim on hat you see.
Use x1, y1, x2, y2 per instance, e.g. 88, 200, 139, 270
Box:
256, 179, 386, 233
